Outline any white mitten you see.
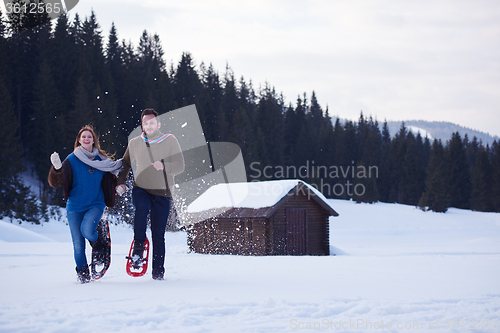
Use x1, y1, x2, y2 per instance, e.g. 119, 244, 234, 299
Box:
50, 152, 62, 170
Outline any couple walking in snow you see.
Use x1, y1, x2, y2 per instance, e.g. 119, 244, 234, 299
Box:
48, 109, 185, 283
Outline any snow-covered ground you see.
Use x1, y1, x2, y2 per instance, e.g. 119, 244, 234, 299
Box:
1, 200, 500, 332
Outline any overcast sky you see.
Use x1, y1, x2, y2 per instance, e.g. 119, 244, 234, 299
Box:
69, 0, 500, 137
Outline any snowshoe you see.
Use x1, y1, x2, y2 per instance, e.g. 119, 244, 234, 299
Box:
90, 218, 111, 280
125, 238, 149, 277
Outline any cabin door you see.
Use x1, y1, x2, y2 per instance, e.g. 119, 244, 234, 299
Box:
286, 208, 307, 255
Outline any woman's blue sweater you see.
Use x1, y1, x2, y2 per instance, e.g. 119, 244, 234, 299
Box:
66, 153, 106, 212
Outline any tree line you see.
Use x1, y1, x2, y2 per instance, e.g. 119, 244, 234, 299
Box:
1, 10, 499, 222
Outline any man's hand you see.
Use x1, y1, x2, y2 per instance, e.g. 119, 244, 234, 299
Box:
116, 184, 128, 196
152, 161, 164, 171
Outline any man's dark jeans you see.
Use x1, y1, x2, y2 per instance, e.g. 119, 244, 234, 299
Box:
132, 186, 171, 273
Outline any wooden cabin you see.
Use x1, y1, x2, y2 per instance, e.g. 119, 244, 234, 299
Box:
186, 180, 339, 256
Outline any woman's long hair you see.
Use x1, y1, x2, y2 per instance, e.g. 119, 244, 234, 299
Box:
74, 125, 114, 160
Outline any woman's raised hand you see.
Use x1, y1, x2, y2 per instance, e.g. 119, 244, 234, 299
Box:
50, 152, 62, 170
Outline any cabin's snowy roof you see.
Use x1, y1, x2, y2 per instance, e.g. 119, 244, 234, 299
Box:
187, 179, 337, 216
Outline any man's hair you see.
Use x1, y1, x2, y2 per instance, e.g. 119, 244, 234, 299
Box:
141, 108, 158, 122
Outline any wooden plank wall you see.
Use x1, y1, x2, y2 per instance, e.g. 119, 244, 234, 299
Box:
187, 218, 268, 255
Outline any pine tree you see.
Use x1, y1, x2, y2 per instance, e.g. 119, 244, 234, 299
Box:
50, 13, 77, 113
378, 120, 392, 202
447, 132, 471, 209
103, 22, 129, 154
200, 63, 223, 141
331, 120, 357, 199
303, 91, 326, 162
388, 123, 408, 203
136, 31, 170, 112
327, 118, 345, 198
0, 76, 40, 221
401, 131, 425, 205
237, 76, 256, 116
421, 135, 431, 173
423, 139, 451, 212
491, 140, 500, 212
29, 59, 63, 197
464, 135, 480, 179
309, 91, 323, 129
342, 120, 358, 167
138, 30, 165, 72
6, 0, 50, 34
283, 104, 298, 166
0, 75, 23, 185
81, 11, 104, 65
470, 145, 493, 211
69, 13, 83, 47
174, 52, 203, 106
116, 39, 142, 134
8, 14, 52, 142
352, 115, 380, 202
222, 65, 238, 129
173, 53, 204, 129
106, 22, 121, 66
151, 33, 166, 72
255, 87, 284, 168
293, 94, 317, 168
315, 105, 335, 190
80, 11, 115, 121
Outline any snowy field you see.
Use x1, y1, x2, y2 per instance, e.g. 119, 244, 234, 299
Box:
1, 200, 500, 333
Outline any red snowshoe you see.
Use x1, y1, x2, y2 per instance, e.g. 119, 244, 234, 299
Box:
125, 238, 149, 277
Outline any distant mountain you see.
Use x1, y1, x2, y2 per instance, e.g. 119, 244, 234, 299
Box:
331, 117, 499, 145
385, 120, 499, 145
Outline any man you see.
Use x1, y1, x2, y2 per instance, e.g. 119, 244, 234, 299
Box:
116, 108, 185, 280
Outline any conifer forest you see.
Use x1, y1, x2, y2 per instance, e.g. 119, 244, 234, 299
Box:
1, 9, 499, 222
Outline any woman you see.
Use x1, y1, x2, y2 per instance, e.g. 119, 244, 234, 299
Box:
48, 125, 122, 283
